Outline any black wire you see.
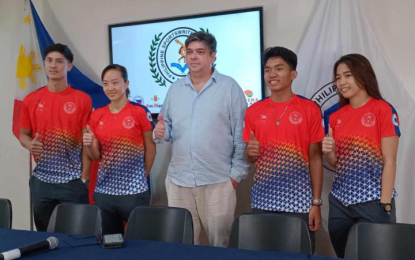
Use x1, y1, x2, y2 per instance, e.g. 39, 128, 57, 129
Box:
63, 234, 99, 247
67, 234, 97, 240
63, 240, 98, 248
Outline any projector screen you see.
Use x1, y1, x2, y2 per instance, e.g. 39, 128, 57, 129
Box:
109, 8, 264, 115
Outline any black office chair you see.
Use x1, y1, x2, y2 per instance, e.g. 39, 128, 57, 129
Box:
229, 213, 312, 254
0, 198, 12, 229
345, 222, 415, 260
47, 204, 102, 236
125, 206, 193, 244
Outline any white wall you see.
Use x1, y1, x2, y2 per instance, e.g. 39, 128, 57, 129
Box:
0, 0, 31, 230
359, 0, 415, 99
1, 0, 414, 256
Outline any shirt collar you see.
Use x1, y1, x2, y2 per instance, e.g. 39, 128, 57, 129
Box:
183, 68, 219, 87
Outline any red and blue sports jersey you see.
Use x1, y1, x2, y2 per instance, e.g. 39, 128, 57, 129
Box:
90, 101, 154, 195
243, 95, 325, 213
328, 98, 400, 206
19, 86, 92, 183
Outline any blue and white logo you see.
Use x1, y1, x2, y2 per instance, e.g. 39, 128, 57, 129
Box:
132, 95, 144, 105
149, 27, 197, 87
392, 113, 399, 126
147, 112, 152, 122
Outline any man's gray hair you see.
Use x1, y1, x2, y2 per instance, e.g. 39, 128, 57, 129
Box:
185, 31, 217, 54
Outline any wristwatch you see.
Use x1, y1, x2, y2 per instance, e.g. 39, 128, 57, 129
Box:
312, 198, 323, 206
379, 202, 392, 213
81, 179, 90, 186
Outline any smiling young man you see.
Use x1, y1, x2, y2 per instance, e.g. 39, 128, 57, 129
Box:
243, 46, 324, 252
19, 43, 92, 231
153, 31, 249, 247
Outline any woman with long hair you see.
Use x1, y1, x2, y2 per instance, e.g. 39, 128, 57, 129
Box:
322, 54, 400, 258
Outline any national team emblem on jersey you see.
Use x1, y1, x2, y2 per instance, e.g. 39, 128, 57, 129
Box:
63, 102, 76, 114
361, 112, 376, 127
147, 112, 152, 122
392, 113, 399, 126
335, 119, 342, 128
289, 111, 303, 125
123, 116, 135, 129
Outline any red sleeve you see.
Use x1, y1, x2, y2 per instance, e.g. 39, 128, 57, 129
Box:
328, 114, 335, 131
19, 98, 32, 130
138, 107, 154, 133
242, 108, 253, 142
310, 105, 325, 144
81, 96, 93, 129
89, 111, 97, 134
379, 103, 401, 138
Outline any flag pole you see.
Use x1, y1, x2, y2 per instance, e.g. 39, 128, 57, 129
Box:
29, 153, 34, 231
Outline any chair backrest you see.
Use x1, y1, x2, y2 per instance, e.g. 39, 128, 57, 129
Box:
125, 206, 193, 244
345, 222, 415, 260
229, 213, 312, 254
47, 203, 102, 236
0, 198, 12, 229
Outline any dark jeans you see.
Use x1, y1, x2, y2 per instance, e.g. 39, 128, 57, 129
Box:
252, 208, 315, 254
328, 193, 396, 258
30, 176, 89, 232
93, 191, 150, 235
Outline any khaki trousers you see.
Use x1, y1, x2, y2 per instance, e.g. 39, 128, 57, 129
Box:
165, 176, 237, 247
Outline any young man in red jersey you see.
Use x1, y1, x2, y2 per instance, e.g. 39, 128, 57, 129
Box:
244, 46, 324, 252
19, 44, 92, 231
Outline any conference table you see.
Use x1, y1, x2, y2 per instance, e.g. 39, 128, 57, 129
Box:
0, 228, 339, 260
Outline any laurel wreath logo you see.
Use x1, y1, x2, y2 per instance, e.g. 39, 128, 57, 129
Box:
149, 28, 214, 87
149, 32, 166, 87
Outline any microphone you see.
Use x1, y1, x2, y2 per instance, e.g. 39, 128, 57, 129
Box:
0, 237, 58, 260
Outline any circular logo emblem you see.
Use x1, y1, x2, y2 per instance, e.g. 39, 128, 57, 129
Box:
63, 102, 76, 114
150, 27, 197, 86
123, 117, 135, 129
132, 95, 144, 105
289, 111, 303, 125
147, 112, 153, 121
392, 114, 399, 126
361, 112, 376, 127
